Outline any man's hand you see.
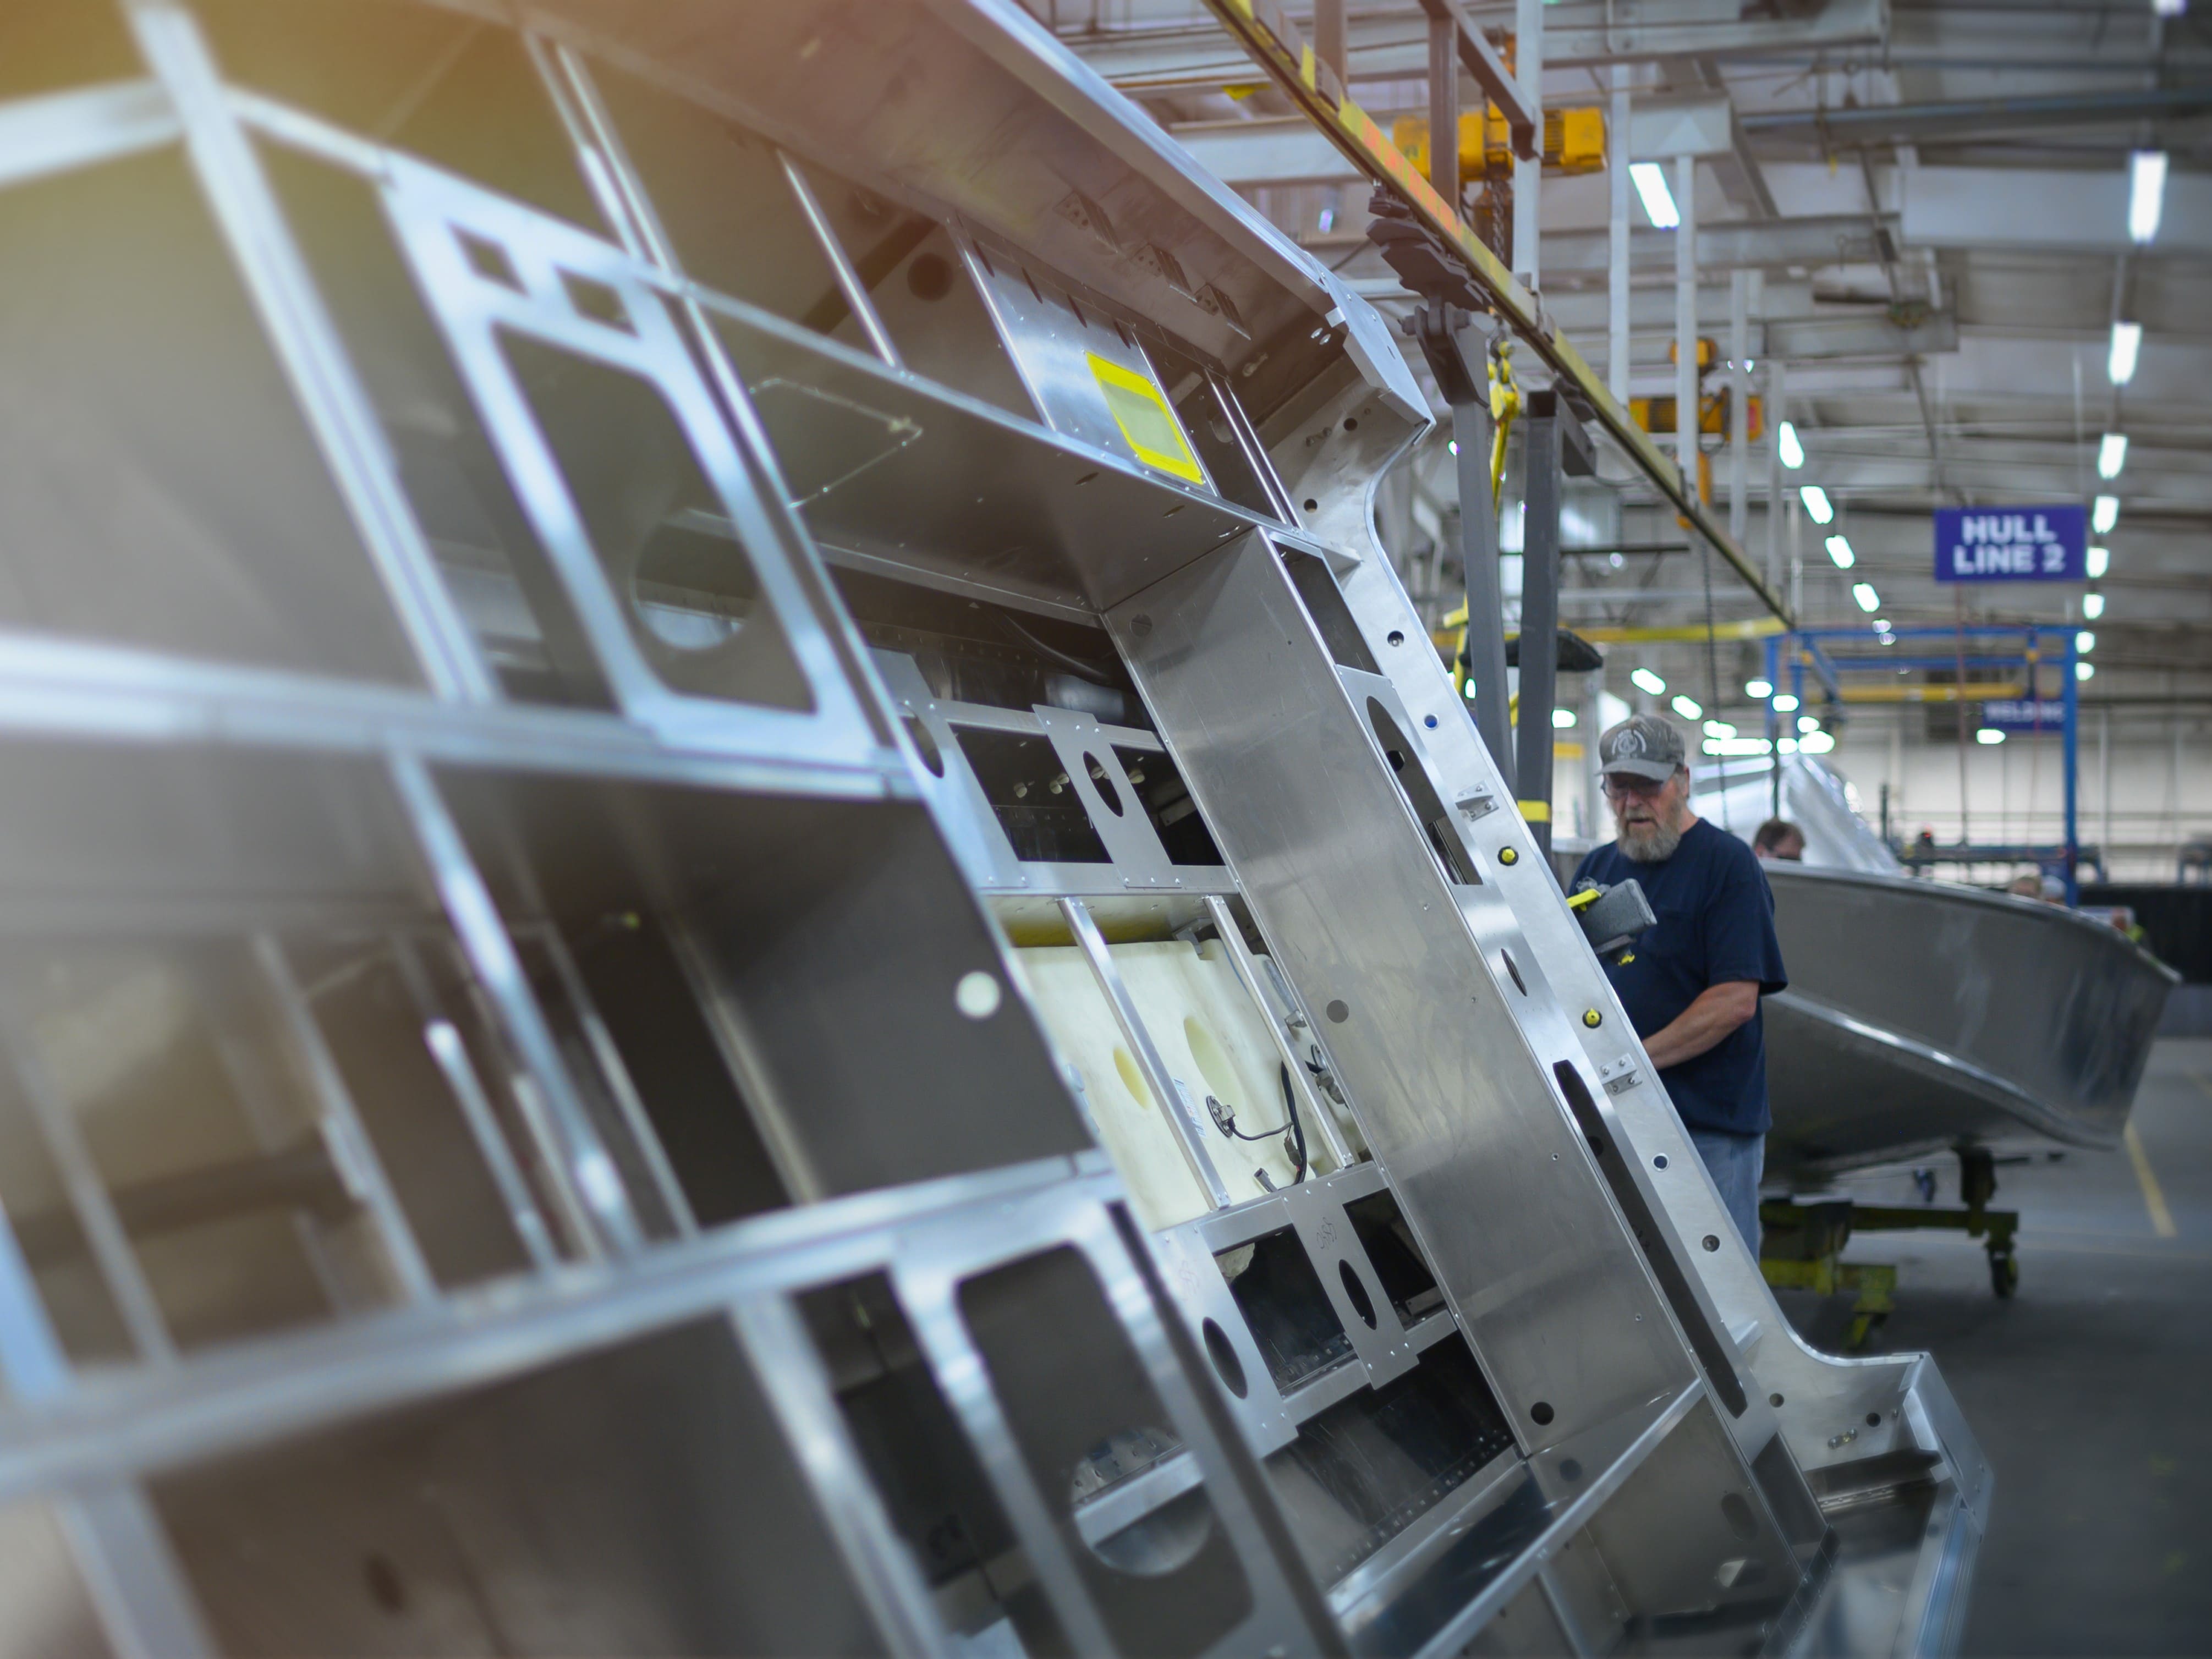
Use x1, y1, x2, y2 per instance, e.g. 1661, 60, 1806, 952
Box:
1642, 980, 1760, 1071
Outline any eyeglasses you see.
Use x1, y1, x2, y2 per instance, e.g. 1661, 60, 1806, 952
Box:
1602, 773, 1676, 800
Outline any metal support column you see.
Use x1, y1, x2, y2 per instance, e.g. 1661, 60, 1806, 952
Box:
1512, 0, 1543, 284
1517, 391, 1588, 854
1674, 153, 1698, 498
1427, 11, 1459, 208
1608, 68, 1632, 406
1728, 269, 1750, 547
2063, 630, 2081, 902
1418, 307, 1514, 787
1766, 356, 1785, 594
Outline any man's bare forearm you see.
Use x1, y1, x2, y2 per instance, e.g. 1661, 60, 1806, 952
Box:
1643, 981, 1760, 1070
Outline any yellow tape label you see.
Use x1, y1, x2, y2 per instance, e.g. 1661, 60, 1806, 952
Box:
1086, 353, 1206, 485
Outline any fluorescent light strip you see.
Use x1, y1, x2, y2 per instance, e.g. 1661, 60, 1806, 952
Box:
1629, 162, 1679, 229
2129, 150, 2168, 244
2109, 321, 2142, 386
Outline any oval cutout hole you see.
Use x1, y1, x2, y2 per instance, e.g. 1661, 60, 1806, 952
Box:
1084, 751, 1123, 815
1720, 1491, 1760, 1542
1501, 949, 1528, 996
1201, 1318, 1248, 1398
1337, 1259, 1377, 1328
902, 715, 945, 777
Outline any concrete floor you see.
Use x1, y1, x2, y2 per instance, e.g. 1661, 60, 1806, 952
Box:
1776, 1037, 2212, 1656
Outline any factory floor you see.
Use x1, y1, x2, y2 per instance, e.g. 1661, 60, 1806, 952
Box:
1776, 1036, 2212, 1656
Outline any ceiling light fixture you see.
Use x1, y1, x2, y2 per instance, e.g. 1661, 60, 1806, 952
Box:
1852, 581, 1880, 612
2076, 630, 2096, 654
1631, 667, 1666, 696
1976, 728, 2006, 746
1778, 421, 1805, 469
1799, 485, 1835, 525
2098, 433, 2128, 479
2093, 496, 2119, 534
1629, 162, 1679, 229
2083, 592, 2106, 620
1797, 714, 1820, 734
1746, 678, 1773, 699
1671, 693, 1703, 720
2087, 544, 2111, 579
2077, 661, 2096, 681
1552, 707, 1577, 728
1825, 534, 1855, 569
2109, 320, 2143, 386
2129, 150, 2169, 244
1772, 692, 1801, 713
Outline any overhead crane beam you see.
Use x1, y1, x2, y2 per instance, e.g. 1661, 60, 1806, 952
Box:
1193, 0, 1798, 628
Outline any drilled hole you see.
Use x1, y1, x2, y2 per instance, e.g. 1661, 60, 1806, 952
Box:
1530, 1400, 1555, 1426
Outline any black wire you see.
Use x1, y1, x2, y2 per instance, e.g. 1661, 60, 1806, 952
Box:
1207, 1064, 1309, 1181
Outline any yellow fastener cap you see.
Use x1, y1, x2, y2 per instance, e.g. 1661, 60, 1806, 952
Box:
1582, 1008, 1603, 1028
1499, 847, 1520, 865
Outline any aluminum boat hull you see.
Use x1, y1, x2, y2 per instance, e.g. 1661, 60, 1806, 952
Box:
1764, 865, 2174, 1176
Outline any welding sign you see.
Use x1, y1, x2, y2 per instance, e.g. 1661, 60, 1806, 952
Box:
1981, 699, 2068, 731
1934, 506, 2086, 582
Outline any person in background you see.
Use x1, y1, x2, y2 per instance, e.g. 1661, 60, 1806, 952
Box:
1574, 715, 1787, 1253
1753, 818, 1806, 862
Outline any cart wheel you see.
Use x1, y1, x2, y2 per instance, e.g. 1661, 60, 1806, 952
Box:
1989, 1251, 2018, 1299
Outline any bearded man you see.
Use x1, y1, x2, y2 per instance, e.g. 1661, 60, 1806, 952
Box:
1572, 714, 1786, 1251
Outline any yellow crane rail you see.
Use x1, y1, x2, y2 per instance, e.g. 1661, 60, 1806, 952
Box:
1199, 0, 1797, 629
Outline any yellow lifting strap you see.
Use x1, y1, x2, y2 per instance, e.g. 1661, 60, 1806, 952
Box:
1449, 351, 1521, 702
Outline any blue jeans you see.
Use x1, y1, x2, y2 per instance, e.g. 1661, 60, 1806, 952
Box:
1688, 1128, 1765, 1256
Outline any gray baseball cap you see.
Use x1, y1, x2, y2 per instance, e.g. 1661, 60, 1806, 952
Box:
1598, 713, 1688, 782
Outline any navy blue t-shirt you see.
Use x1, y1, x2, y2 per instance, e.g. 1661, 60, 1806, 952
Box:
1572, 818, 1787, 1136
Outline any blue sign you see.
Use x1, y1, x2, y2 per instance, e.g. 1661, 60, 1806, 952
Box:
1934, 506, 2086, 583
1981, 699, 2067, 732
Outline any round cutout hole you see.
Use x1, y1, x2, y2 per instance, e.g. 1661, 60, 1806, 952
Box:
1654, 1154, 1669, 1169
1530, 1400, 1555, 1426
1769, 1392, 1785, 1408
1703, 1234, 1721, 1252
1387, 629, 1404, 647
1337, 1259, 1377, 1328
1867, 1411, 1882, 1427
905, 252, 953, 300
1326, 998, 1349, 1023
1558, 1458, 1583, 1483
954, 971, 1002, 1020
1201, 1319, 1248, 1398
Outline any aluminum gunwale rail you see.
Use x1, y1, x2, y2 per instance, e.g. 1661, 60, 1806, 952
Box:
1193, 0, 1798, 629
